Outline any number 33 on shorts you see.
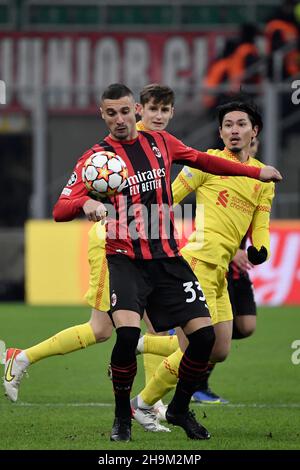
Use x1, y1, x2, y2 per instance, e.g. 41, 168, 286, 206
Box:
183, 281, 207, 307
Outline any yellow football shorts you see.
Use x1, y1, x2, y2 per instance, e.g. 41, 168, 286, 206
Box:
84, 222, 110, 312
182, 250, 233, 325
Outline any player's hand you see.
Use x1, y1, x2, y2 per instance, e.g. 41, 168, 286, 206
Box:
232, 248, 254, 272
259, 166, 282, 182
83, 199, 107, 223
247, 245, 268, 265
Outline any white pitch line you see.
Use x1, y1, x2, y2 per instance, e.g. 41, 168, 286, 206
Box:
1, 402, 300, 408
222, 403, 300, 408
11, 402, 113, 407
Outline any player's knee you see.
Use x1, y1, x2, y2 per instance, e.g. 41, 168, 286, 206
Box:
233, 317, 256, 339
114, 326, 141, 356
89, 314, 113, 343
239, 325, 255, 338
111, 327, 140, 367
176, 327, 189, 352
210, 340, 230, 362
211, 350, 229, 363
187, 325, 216, 355
93, 326, 112, 343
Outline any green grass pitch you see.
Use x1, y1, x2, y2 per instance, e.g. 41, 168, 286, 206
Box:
0, 304, 299, 450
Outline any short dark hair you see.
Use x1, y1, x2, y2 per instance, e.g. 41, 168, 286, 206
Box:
140, 83, 175, 106
101, 83, 133, 102
217, 98, 263, 134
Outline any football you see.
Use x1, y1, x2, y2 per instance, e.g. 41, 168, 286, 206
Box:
82, 151, 128, 197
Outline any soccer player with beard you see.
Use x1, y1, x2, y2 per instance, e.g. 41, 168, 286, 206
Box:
2, 85, 176, 427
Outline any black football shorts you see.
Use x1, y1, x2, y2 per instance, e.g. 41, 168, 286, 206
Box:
107, 255, 210, 332
227, 270, 257, 316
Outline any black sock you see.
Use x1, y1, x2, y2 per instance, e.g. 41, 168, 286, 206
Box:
197, 363, 215, 390
111, 326, 140, 418
168, 326, 215, 414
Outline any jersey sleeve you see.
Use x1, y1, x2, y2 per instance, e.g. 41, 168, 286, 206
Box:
250, 182, 275, 258
165, 132, 261, 180
52, 149, 92, 222
172, 166, 207, 205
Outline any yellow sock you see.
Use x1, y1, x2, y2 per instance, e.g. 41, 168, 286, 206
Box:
141, 347, 183, 406
25, 322, 96, 364
143, 334, 179, 357
143, 353, 165, 385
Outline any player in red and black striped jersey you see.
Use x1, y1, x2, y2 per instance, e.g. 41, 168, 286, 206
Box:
53, 84, 281, 442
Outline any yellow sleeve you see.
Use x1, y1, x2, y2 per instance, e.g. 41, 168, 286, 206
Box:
251, 182, 275, 258
172, 166, 208, 205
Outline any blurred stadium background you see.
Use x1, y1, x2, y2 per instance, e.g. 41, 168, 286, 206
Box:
0, 0, 300, 451
0, 0, 300, 305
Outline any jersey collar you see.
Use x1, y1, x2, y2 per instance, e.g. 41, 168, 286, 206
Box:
223, 147, 250, 164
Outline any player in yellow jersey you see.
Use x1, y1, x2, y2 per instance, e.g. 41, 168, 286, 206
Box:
131, 99, 275, 428
192, 136, 260, 404
2, 85, 178, 421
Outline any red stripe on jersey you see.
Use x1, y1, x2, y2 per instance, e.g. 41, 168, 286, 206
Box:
115, 195, 134, 258
109, 141, 152, 260
156, 134, 179, 246
139, 132, 177, 257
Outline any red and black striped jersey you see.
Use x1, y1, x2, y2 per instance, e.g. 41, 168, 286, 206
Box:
53, 130, 261, 259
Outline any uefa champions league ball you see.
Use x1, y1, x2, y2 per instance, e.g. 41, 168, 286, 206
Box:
82, 151, 128, 197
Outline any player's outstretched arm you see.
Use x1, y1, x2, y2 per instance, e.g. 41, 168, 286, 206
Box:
259, 166, 282, 183
165, 133, 283, 182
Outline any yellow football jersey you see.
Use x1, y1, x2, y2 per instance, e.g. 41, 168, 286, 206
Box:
88, 222, 106, 250
172, 148, 275, 269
